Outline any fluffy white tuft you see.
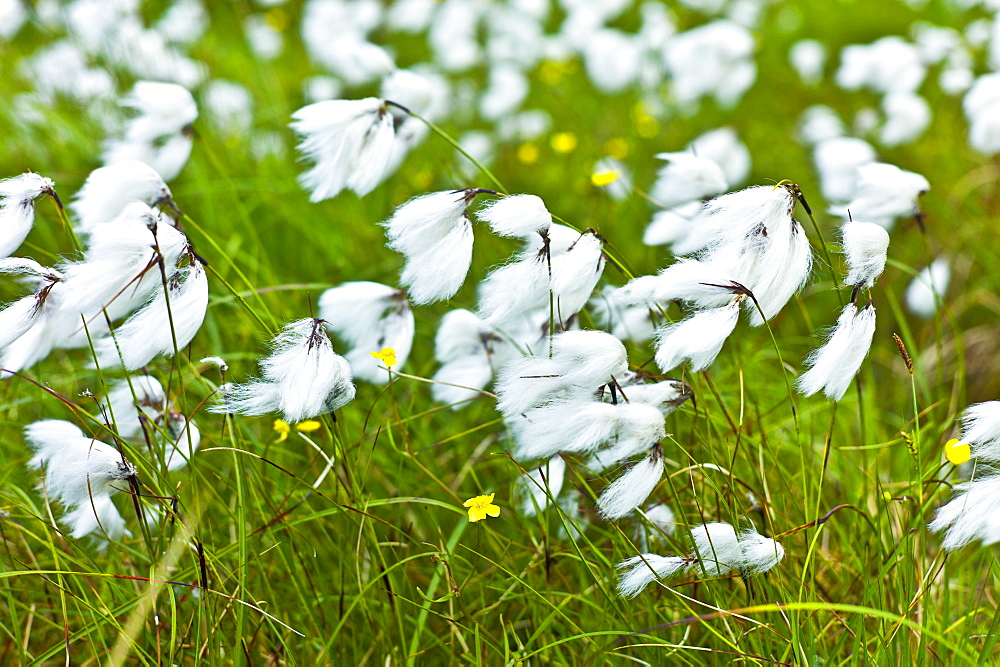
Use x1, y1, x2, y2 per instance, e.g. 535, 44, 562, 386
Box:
615, 554, 689, 598
961, 402, 1000, 462
518, 456, 566, 516
654, 300, 740, 373
842, 222, 890, 288
929, 475, 1000, 550
71, 161, 172, 234
690, 522, 743, 577
0, 172, 55, 258
476, 194, 551, 237
597, 448, 664, 520
797, 302, 877, 401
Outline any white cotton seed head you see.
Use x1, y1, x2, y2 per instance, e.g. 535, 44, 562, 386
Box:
106, 375, 167, 439
641, 504, 677, 537
962, 402, 1000, 462
518, 456, 566, 516
383, 190, 472, 257
621, 380, 694, 417
650, 152, 728, 209
477, 246, 550, 326
94, 258, 208, 370
291, 98, 395, 201
597, 448, 664, 520
550, 330, 629, 387
432, 355, 496, 407
0, 172, 54, 258
477, 194, 552, 238
879, 92, 931, 147
319, 281, 414, 382
930, 475, 1000, 550
588, 285, 657, 344
643, 201, 703, 247
615, 554, 689, 598
585, 403, 666, 472
905, 258, 949, 319
690, 522, 743, 577
654, 300, 740, 373
0, 296, 44, 351
797, 302, 877, 401
71, 161, 172, 233
25, 419, 135, 540
210, 318, 356, 421
550, 233, 605, 320
842, 222, 889, 288
399, 223, 474, 304
619, 258, 740, 310
674, 185, 794, 257
830, 162, 930, 229
688, 127, 751, 186
813, 136, 877, 205
738, 530, 785, 574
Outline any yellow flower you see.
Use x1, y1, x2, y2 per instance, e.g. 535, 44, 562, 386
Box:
370, 347, 397, 367
945, 438, 971, 465
273, 419, 291, 443
591, 170, 619, 187
296, 420, 322, 433
882, 491, 893, 501
463, 493, 501, 523
604, 137, 629, 159
517, 142, 539, 164
550, 132, 578, 154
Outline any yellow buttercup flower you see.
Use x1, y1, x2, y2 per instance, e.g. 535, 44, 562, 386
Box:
591, 170, 619, 187
370, 347, 397, 367
550, 132, 578, 153
296, 420, 321, 433
463, 493, 501, 523
274, 419, 291, 442
945, 438, 971, 465
517, 142, 539, 164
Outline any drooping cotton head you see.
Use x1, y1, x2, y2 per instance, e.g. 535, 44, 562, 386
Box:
319, 281, 415, 383
25, 419, 136, 539
797, 302, 877, 401
291, 97, 395, 201
615, 553, 689, 598
102, 81, 198, 181
812, 137, 876, 205
830, 162, 929, 229
930, 475, 1000, 550
904, 258, 949, 319
105, 375, 167, 439
384, 188, 489, 305
618, 258, 742, 311
842, 221, 890, 289
0, 172, 56, 258
959, 401, 1000, 462
879, 92, 931, 147
588, 284, 658, 344
836, 36, 925, 94
654, 299, 741, 373
963, 73, 1000, 154
642, 201, 702, 247
597, 445, 664, 520
71, 161, 173, 233
687, 127, 751, 187
476, 194, 552, 238
431, 309, 521, 407
650, 152, 728, 209
620, 379, 695, 417
738, 529, 785, 574
690, 522, 743, 577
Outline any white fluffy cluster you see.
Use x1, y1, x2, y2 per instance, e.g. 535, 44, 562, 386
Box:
477, 224, 605, 328
319, 281, 415, 383
642, 128, 750, 247
797, 302, 877, 401
430, 308, 523, 407
905, 257, 950, 319
616, 522, 785, 597
498, 331, 692, 520
71, 161, 173, 234
103, 81, 198, 181
0, 199, 207, 376
211, 318, 356, 422
383, 189, 484, 304
104, 375, 200, 471
830, 163, 930, 230
26, 419, 136, 540
291, 97, 395, 201
0, 172, 56, 258
931, 402, 1000, 549
842, 222, 890, 289
964, 73, 1000, 155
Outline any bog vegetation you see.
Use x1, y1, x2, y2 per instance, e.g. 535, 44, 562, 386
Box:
1, 0, 1000, 664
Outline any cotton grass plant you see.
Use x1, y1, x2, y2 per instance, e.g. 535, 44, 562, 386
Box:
1, 0, 999, 664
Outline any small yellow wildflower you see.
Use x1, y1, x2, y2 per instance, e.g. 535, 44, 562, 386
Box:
539, 60, 569, 85
882, 491, 893, 501
273, 419, 291, 443
550, 132, 578, 153
296, 420, 322, 433
591, 170, 619, 187
463, 493, 501, 523
370, 347, 397, 367
945, 438, 971, 465
517, 143, 539, 164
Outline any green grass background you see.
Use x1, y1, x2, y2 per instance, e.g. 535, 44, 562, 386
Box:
2, 0, 1000, 663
